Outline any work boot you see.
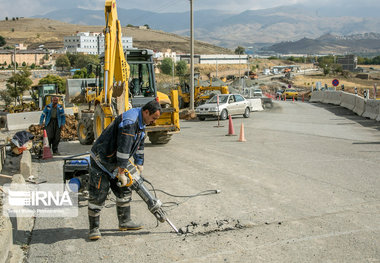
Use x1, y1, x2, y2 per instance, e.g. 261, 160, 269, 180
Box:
117, 206, 143, 231
88, 215, 101, 240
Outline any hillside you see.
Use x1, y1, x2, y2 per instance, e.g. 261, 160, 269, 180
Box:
262, 33, 380, 55
0, 18, 232, 54
30, 5, 380, 51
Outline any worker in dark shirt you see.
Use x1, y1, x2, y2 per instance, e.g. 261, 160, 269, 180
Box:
39, 96, 66, 155
88, 100, 161, 240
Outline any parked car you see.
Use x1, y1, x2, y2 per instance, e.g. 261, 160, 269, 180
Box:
253, 88, 263, 97
281, 88, 299, 100
195, 94, 251, 121
276, 89, 284, 99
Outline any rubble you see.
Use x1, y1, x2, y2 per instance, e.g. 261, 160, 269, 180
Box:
28, 115, 78, 142
179, 109, 196, 120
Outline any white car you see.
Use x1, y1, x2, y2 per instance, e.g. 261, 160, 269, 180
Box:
195, 94, 251, 121
253, 88, 263, 97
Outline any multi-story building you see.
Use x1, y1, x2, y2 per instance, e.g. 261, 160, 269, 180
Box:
337, 55, 357, 71
63, 32, 133, 55
178, 54, 249, 65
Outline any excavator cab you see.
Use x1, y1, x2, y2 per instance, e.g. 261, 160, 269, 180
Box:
126, 49, 157, 107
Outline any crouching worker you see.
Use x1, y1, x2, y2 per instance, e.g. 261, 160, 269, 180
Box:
88, 100, 161, 240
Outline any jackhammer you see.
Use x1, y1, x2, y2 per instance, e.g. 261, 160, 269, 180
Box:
116, 168, 179, 233
63, 152, 179, 234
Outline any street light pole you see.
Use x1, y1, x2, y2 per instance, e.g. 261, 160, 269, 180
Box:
189, 0, 194, 111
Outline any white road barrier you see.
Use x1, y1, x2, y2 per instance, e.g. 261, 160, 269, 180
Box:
352, 96, 365, 116
310, 91, 323, 102
246, 98, 264, 111
362, 99, 380, 120
6, 108, 75, 131
340, 92, 357, 110
324, 91, 342, 105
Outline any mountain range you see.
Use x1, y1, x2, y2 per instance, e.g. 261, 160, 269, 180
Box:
32, 5, 380, 53
263, 33, 380, 55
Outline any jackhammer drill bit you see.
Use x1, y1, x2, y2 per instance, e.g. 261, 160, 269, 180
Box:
165, 217, 179, 234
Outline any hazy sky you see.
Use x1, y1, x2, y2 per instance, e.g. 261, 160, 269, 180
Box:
0, 0, 379, 18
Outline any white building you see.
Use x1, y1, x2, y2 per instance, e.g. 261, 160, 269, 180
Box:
63, 32, 133, 55
178, 54, 249, 65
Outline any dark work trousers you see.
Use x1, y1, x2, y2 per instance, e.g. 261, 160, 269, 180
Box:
46, 118, 61, 153
88, 157, 132, 217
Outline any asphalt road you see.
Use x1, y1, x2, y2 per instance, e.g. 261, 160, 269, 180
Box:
27, 101, 380, 262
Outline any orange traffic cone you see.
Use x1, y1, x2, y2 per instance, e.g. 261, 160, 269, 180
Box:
238, 122, 246, 142
42, 129, 52, 160
226, 115, 236, 136
292, 96, 295, 102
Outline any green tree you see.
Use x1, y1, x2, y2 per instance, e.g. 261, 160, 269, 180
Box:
144, 24, 150, 29
67, 53, 99, 68
30, 63, 35, 69
55, 55, 70, 70
160, 58, 173, 75
234, 46, 245, 55
6, 68, 33, 104
175, 60, 188, 76
0, 90, 12, 106
22, 62, 26, 67
39, 74, 65, 93
0, 35, 6, 47
72, 68, 88, 79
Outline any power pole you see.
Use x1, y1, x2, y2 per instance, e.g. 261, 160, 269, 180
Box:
13, 46, 16, 74
189, 0, 194, 111
172, 57, 175, 86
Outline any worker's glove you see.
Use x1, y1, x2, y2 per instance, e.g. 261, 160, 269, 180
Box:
136, 165, 143, 174
117, 171, 131, 187
117, 161, 140, 187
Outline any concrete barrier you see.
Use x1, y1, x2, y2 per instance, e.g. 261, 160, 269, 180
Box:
20, 150, 32, 180
247, 98, 264, 111
0, 214, 12, 263
363, 99, 380, 120
340, 92, 357, 110
6, 111, 43, 130
353, 96, 366, 116
324, 91, 342, 105
310, 91, 323, 102
6, 109, 75, 131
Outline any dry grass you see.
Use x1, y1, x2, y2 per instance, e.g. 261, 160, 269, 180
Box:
293, 72, 379, 95
0, 18, 231, 54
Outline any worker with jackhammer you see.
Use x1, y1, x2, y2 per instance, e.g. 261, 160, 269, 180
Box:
88, 100, 162, 240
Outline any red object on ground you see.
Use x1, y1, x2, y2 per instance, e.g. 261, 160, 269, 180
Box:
42, 129, 52, 160
226, 115, 236, 136
238, 122, 246, 142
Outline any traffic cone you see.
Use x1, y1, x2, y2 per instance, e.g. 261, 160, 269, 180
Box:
302, 94, 305, 102
42, 129, 52, 160
226, 115, 236, 136
238, 122, 246, 142
292, 96, 295, 102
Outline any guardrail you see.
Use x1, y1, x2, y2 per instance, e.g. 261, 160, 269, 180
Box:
310, 91, 380, 121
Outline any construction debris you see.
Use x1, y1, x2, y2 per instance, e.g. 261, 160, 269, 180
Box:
179, 109, 197, 120
28, 115, 78, 142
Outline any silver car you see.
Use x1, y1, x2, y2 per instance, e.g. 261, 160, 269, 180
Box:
195, 94, 251, 121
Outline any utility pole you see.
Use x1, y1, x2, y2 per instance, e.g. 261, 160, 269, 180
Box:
172, 56, 175, 86
13, 46, 16, 74
189, 0, 194, 111
216, 59, 218, 78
